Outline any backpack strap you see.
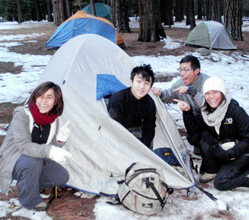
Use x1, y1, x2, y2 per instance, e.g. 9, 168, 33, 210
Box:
161, 181, 168, 191
106, 200, 122, 206
146, 178, 174, 207
162, 181, 174, 195
125, 162, 137, 177
145, 177, 165, 207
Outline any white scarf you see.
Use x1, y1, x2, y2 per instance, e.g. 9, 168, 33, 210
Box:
201, 93, 232, 130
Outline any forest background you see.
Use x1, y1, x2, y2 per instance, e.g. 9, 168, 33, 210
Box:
0, 0, 249, 43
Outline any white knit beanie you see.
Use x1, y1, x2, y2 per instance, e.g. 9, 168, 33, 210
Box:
203, 76, 226, 95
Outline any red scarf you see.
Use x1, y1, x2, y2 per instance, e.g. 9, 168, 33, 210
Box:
29, 104, 58, 125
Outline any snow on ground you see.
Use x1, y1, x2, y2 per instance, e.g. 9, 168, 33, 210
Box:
0, 20, 249, 219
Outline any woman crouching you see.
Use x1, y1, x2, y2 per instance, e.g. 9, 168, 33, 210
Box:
174, 76, 249, 190
0, 81, 72, 211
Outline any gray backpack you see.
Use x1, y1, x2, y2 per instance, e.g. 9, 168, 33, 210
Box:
117, 162, 173, 215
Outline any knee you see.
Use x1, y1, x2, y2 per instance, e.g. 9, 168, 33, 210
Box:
213, 176, 228, 191
187, 133, 201, 146
213, 178, 222, 191
55, 168, 70, 186
14, 156, 43, 177
61, 169, 70, 184
24, 158, 44, 174
199, 140, 211, 153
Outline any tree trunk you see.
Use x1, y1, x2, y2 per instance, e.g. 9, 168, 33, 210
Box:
197, 0, 202, 19
206, 0, 222, 22
217, 0, 222, 23
52, 0, 70, 25
138, 0, 166, 42
59, 0, 65, 23
160, 0, 167, 24
52, 0, 60, 25
111, 0, 131, 33
186, 0, 195, 29
47, 0, 53, 22
34, 0, 41, 21
90, 0, 96, 16
16, 0, 22, 23
206, 0, 210, 20
161, 0, 173, 26
65, 0, 71, 18
175, 0, 184, 22
224, 0, 243, 41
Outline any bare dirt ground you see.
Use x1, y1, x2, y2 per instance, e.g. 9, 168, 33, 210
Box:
0, 22, 248, 219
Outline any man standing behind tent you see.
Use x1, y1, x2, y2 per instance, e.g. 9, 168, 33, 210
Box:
108, 64, 156, 150
152, 55, 209, 155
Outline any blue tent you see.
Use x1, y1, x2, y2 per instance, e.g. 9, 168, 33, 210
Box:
82, 3, 112, 22
45, 11, 124, 49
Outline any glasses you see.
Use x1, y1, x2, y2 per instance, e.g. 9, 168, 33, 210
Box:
177, 68, 194, 72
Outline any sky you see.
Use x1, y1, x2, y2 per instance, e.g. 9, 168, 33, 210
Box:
0, 19, 249, 219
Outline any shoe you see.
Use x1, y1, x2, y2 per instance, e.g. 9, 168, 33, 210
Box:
194, 146, 201, 156
33, 202, 49, 211
199, 173, 217, 183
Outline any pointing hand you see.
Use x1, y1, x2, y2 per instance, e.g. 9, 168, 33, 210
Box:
173, 86, 189, 95
173, 99, 191, 111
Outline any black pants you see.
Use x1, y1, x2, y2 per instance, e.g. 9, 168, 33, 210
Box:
200, 140, 249, 191
199, 140, 222, 174
214, 156, 249, 191
187, 132, 201, 146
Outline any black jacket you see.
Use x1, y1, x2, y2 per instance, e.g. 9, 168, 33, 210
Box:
183, 99, 249, 158
108, 87, 156, 148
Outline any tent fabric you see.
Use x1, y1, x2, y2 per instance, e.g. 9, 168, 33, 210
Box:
185, 21, 237, 50
96, 74, 127, 101
82, 3, 112, 22
38, 34, 196, 195
45, 10, 124, 49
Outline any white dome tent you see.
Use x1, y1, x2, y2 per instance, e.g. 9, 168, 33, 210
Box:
37, 34, 196, 195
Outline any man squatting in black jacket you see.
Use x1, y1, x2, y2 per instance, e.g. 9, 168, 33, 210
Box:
108, 64, 156, 149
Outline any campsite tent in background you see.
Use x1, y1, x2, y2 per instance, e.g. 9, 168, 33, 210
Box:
185, 21, 237, 50
45, 10, 124, 49
82, 3, 112, 22
39, 34, 196, 195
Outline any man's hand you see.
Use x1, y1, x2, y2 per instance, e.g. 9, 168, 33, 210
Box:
173, 86, 189, 95
152, 87, 161, 96
173, 99, 191, 111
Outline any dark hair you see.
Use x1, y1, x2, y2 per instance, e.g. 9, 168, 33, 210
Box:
202, 92, 226, 114
28, 81, 64, 116
180, 55, 200, 71
130, 64, 155, 87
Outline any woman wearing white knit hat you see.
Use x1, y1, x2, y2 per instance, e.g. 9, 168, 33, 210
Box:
174, 76, 249, 190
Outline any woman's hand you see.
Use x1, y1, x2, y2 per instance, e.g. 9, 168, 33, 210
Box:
56, 121, 71, 142
49, 146, 72, 162
173, 99, 191, 111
